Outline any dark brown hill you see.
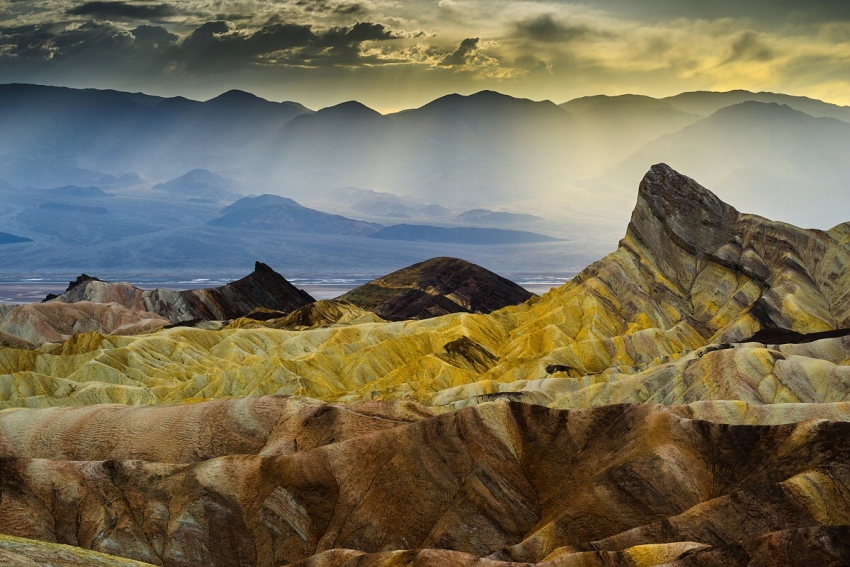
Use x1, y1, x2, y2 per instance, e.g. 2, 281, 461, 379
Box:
339, 256, 533, 320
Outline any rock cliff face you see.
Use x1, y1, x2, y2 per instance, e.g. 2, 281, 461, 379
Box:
49, 261, 315, 323
340, 257, 534, 320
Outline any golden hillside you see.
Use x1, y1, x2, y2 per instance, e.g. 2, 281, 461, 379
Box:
0, 164, 847, 411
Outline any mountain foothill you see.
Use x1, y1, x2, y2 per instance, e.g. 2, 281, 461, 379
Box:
0, 164, 848, 564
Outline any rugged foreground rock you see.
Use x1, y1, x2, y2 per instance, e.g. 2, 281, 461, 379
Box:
48, 261, 315, 324
2, 397, 850, 566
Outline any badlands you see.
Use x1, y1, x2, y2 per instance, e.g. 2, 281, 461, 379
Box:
0, 164, 849, 565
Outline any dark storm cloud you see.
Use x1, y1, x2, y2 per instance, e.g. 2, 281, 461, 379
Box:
724, 31, 775, 64
0, 22, 169, 62
514, 14, 596, 43
179, 21, 315, 70
0, 15, 404, 74
333, 3, 369, 16
178, 20, 400, 69
440, 37, 479, 66
66, 1, 179, 20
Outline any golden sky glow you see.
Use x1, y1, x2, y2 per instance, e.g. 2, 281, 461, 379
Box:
1, 1, 849, 110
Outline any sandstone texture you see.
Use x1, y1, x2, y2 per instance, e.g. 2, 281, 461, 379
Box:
2, 399, 850, 565
339, 256, 534, 320
0, 164, 849, 565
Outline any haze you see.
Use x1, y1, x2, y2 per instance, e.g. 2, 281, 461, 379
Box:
0, 0, 848, 279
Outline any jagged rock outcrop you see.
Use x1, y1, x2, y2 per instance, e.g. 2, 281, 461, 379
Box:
339, 257, 534, 320
2, 399, 850, 566
48, 261, 315, 323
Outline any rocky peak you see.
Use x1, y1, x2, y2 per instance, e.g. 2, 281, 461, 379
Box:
629, 163, 739, 259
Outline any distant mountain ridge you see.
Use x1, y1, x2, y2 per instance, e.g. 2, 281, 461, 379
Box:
208, 194, 383, 236
1, 83, 848, 240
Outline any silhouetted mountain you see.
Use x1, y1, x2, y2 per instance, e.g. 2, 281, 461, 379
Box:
0, 84, 311, 184
219, 194, 302, 214
368, 224, 559, 244
152, 169, 242, 201
208, 194, 382, 235
340, 256, 533, 320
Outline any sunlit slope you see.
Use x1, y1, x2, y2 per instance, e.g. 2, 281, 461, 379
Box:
0, 164, 847, 410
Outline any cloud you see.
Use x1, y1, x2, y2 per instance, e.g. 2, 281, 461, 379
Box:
724, 31, 775, 63
440, 37, 478, 65
66, 1, 178, 20
178, 21, 315, 70
513, 14, 596, 43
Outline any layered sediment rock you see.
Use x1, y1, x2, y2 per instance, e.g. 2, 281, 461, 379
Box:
0, 301, 169, 345
226, 300, 384, 330
48, 261, 315, 323
2, 399, 850, 566
339, 257, 534, 320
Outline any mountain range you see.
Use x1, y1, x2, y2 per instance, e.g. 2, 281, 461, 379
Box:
1, 84, 848, 229
0, 84, 848, 277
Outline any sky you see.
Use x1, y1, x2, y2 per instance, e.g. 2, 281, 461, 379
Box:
1, 0, 849, 111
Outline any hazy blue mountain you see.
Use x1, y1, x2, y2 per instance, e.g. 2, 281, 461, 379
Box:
219, 194, 302, 214
0, 84, 311, 184
324, 187, 409, 205
604, 101, 850, 227
368, 224, 560, 244
153, 169, 242, 201
208, 194, 383, 236
661, 90, 850, 121
45, 186, 113, 198
0, 232, 32, 244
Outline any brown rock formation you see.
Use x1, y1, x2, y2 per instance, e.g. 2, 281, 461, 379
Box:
48, 261, 315, 323
0, 301, 169, 345
1, 399, 850, 566
339, 257, 534, 320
